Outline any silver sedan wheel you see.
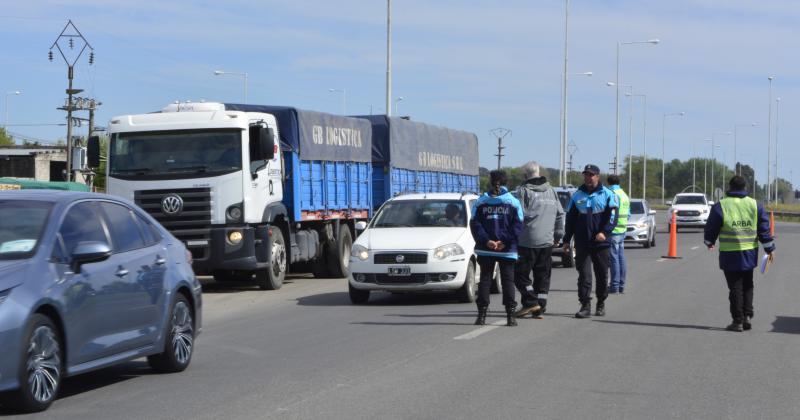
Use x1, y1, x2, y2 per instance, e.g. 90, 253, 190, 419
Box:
26, 326, 61, 403
171, 301, 194, 365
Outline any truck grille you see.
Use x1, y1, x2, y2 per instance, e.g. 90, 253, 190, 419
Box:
677, 210, 701, 217
134, 188, 212, 247
374, 252, 428, 264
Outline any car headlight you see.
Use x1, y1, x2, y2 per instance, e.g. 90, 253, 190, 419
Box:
635, 221, 648, 229
352, 244, 370, 261
433, 243, 464, 260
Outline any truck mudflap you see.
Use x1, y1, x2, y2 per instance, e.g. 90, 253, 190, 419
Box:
191, 226, 260, 275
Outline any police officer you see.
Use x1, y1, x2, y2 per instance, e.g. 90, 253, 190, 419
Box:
512, 161, 565, 319
471, 170, 524, 327
562, 164, 619, 318
607, 175, 629, 294
704, 176, 775, 332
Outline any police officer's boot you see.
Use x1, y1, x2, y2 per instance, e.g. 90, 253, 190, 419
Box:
474, 306, 488, 326
575, 302, 592, 318
506, 304, 518, 327
595, 300, 606, 317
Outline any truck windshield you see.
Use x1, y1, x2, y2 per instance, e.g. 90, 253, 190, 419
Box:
371, 200, 467, 228
109, 129, 243, 178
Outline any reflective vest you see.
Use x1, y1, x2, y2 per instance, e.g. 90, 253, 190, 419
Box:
719, 196, 758, 252
612, 188, 630, 235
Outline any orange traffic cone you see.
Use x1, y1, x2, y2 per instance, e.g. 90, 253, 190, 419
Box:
770, 211, 775, 237
663, 210, 681, 259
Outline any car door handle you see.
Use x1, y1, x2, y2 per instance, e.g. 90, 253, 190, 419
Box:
115, 268, 129, 277
154, 257, 167, 266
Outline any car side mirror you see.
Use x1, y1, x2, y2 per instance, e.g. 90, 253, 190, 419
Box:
708, 201, 714, 206
71, 241, 112, 272
665, 201, 672, 206
355, 221, 368, 231
87, 135, 101, 168
649, 210, 657, 215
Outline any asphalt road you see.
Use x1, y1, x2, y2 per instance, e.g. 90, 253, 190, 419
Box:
5, 223, 800, 419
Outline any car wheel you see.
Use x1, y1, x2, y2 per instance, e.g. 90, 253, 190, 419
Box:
349, 282, 370, 304
327, 226, 353, 279
148, 294, 194, 373
490, 262, 501, 294
562, 239, 576, 268
650, 230, 656, 247
256, 227, 286, 290
456, 261, 477, 303
2, 314, 63, 413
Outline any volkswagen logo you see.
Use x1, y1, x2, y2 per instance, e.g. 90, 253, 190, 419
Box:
395, 254, 405, 263
161, 194, 184, 215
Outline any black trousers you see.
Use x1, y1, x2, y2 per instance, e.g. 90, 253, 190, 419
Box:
514, 246, 552, 308
477, 256, 516, 308
723, 270, 754, 324
575, 245, 610, 305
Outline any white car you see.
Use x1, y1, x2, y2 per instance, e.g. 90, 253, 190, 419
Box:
348, 192, 488, 304
667, 193, 713, 231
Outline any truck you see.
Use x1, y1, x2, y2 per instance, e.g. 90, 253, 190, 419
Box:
94, 102, 479, 290
354, 115, 479, 207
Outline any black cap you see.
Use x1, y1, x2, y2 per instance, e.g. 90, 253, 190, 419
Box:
582, 164, 600, 175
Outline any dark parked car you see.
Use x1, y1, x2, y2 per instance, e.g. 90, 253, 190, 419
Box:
551, 186, 576, 267
0, 191, 202, 413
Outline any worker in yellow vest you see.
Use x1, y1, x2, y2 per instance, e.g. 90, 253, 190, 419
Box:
704, 176, 775, 332
607, 175, 629, 294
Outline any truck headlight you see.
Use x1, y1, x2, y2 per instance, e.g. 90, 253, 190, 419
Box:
433, 243, 464, 260
352, 244, 370, 261
227, 230, 243, 245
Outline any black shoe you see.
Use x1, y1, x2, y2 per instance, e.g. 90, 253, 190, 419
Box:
506, 305, 518, 327
726, 323, 744, 332
474, 306, 487, 326
514, 304, 541, 318
595, 301, 606, 317
619, 287, 625, 294
575, 303, 591, 318
608, 288, 619, 295
743, 316, 752, 331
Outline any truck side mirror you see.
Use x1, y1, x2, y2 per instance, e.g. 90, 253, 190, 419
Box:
87, 136, 101, 168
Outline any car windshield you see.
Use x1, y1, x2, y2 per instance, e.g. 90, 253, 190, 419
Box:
630, 202, 645, 214
556, 191, 572, 209
371, 200, 467, 228
0, 200, 53, 260
674, 196, 706, 205
109, 129, 243, 178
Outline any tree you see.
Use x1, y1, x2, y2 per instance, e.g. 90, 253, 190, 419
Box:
0, 127, 14, 146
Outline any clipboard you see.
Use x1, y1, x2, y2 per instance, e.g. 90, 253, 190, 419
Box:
760, 253, 773, 274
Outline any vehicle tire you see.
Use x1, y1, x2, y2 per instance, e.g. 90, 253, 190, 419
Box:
256, 227, 286, 290
148, 294, 194, 373
311, 255, 331, 278
643, 234, 651, 249
650, 230, 656, 247
666, 223, 671, 234
490, 262, 501, 294
349, 282, 370, 304
561, 239, 576, 268
456, 261, 477, 303
1, 314, 63, 413
327, 226, 353, 279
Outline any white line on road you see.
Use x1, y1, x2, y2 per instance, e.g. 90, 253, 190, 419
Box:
691, 246, 699, 250
657, 258, 666, 262
454, 320, 507, 340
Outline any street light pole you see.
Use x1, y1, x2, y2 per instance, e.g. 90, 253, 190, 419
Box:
766, 76, 774, 203
614, 38, 659, 174
214, 70, 248, 104
733, 122, 758, 175
774, 97, 781, 204
561, 70, 592, 186
328, 88, 347, 114
4, 91, 22, 128
394, 96, 404, 115
710, 132, 731, 200
661, 112, 685, 204
386, 0, 392, 116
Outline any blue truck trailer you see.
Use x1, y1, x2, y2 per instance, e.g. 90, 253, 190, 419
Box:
354, 115, 479, 208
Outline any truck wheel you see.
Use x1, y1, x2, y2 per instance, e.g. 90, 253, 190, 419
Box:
456, 261, 477, 303
562, 239, 576, 268
349, 282, 370, 304
490, 262, 501, 294
256, 227, 286, 290
327, 226, 353, 279
311, 254, 332, 278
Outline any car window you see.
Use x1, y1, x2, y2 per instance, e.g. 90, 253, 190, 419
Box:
0, 200, 53, 260
371, 199, 467, 227
135, 212, 163, 246
58, 201, 109, 257
99, 202, 146, 253
674, 196, 706, 205
556, 191, 572, 210
630, 202, 645, 214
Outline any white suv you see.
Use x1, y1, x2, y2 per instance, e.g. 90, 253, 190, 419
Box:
667, 193, 713, 231
348, 193, 483, 304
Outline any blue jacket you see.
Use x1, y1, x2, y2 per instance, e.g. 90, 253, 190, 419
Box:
563, 183, 618, 249
470, 187, 524, 260
704, 190, 775, 271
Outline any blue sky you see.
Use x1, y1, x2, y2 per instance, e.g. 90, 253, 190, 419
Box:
1, 0, 798, 186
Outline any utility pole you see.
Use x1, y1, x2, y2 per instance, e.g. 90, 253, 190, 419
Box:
49, 20, 94, 182
490, 128, 511, 170
385, 0, 392, 116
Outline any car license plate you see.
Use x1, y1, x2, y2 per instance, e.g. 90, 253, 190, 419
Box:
388, 266, 411, 276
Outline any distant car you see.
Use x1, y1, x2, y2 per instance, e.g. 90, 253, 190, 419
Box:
624, 199, 657, 248
551, 186, 577, 267
0, 191, 202, 413
348, 193, 491, 304
667, 193, 712, 231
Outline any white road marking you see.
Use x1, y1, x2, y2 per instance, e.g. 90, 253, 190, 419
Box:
454, 320, 507, 340
657, 258, 666, 262
691, 246, 699, 250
